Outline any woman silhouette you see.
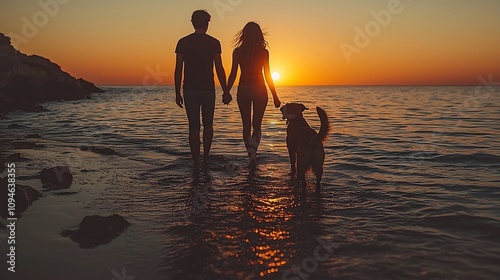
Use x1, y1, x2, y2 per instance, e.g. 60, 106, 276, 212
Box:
227, 22, 281, 167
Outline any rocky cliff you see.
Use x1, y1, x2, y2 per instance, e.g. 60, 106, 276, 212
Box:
0, 33, 104, 114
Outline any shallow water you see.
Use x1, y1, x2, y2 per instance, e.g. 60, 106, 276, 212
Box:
1, 85, 500, 279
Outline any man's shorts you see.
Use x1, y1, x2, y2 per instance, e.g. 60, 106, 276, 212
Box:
183, 89, 216, 131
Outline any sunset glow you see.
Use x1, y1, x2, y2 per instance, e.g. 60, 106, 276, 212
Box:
1, 1, 499, 86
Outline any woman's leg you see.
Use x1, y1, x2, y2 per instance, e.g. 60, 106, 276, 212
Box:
250, 92, 269, 160
237, 94, 253, 162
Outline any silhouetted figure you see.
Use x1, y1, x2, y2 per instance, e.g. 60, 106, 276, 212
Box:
227, 22, 281, 167
175, 10, 230, 171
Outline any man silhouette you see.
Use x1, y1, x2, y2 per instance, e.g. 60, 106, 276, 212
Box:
175, 10, 231, 170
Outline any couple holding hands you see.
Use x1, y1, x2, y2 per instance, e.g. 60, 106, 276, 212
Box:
175, 10, 281, 170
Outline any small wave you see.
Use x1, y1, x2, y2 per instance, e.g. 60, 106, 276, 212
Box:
335, 163, 380, 172
430, 153, 500, 165
440, 131, 492, 137
422, 213, 500, 239
162, 147, 191, 156
413, 130, 492, 137
54, 119, 76, 124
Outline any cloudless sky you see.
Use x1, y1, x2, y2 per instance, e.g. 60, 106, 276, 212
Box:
1, 0, 499, 85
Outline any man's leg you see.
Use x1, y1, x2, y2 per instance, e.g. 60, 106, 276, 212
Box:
202, 125, 213, 164
201, 91, 216, 165
184, 90, 202, 170
189, 129, 201, 170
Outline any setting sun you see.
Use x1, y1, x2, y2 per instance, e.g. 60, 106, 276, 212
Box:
272, 72, 280, 81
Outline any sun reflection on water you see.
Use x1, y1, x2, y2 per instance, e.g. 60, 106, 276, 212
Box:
243, 184, 298, 278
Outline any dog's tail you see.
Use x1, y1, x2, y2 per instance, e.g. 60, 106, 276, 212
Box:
315, 106, 330, 142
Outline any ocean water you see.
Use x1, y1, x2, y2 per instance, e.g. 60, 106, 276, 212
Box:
1, 86, 500, 279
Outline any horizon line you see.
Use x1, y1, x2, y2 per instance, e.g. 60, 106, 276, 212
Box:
96, 84, 497, 87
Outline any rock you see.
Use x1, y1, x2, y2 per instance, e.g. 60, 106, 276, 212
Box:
40, 166, 73, 189
61, 214, 130, 249
0, 113, 8, 119
18, 104, 47, 113
77, 78, 102, 94
0, 156, 5, 172
0, 177, 42, 218
8, 124, 27, 129
24, 133, 42, 139
80, 146, 118, 155
52, 191, 80, 196
11, 141, 37, 149
7, 153, 29, 162
0, 33, 104, 114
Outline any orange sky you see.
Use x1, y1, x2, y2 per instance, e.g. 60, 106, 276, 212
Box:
1, 0, 499, 86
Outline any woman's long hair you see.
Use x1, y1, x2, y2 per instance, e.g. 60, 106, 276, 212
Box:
233, 22, 268, 59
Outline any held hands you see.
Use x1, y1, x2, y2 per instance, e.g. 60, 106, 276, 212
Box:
222, 91, 232, 105
274, 97, 281, 108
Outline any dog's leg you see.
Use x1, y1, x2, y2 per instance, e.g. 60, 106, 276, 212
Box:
298, 171, 307, 193
297, 160, 308, 193
312, 150, 325, 194
288, 149, 297, 175
314, 167, 323, 194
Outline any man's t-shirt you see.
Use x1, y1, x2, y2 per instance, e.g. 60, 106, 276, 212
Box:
175, 33, 221, 91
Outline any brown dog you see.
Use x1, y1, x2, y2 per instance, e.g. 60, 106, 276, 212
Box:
280, 103, 330, 193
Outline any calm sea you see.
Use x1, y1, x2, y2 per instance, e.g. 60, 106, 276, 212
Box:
1, 86, 500, 279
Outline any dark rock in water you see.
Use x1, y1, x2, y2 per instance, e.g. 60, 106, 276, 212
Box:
7, 153, 29, 162
8, 124, 27, 129
11, 141, 37, 149
61, 214, 130, 249
40, 166, 73, 189
19, 104, 47, 113
0, 113, 8, 119
0, 33, 104, 114
52, 190, 80, 196
0, 177, 42, 218
24, 133, 42, 139
80, 146, 118, 155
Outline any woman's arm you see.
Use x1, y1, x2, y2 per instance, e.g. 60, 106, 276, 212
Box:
263, 50, 281, 108
227, 49, 239, 92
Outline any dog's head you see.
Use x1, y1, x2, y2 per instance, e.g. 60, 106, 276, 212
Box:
280, 103, 308, 121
